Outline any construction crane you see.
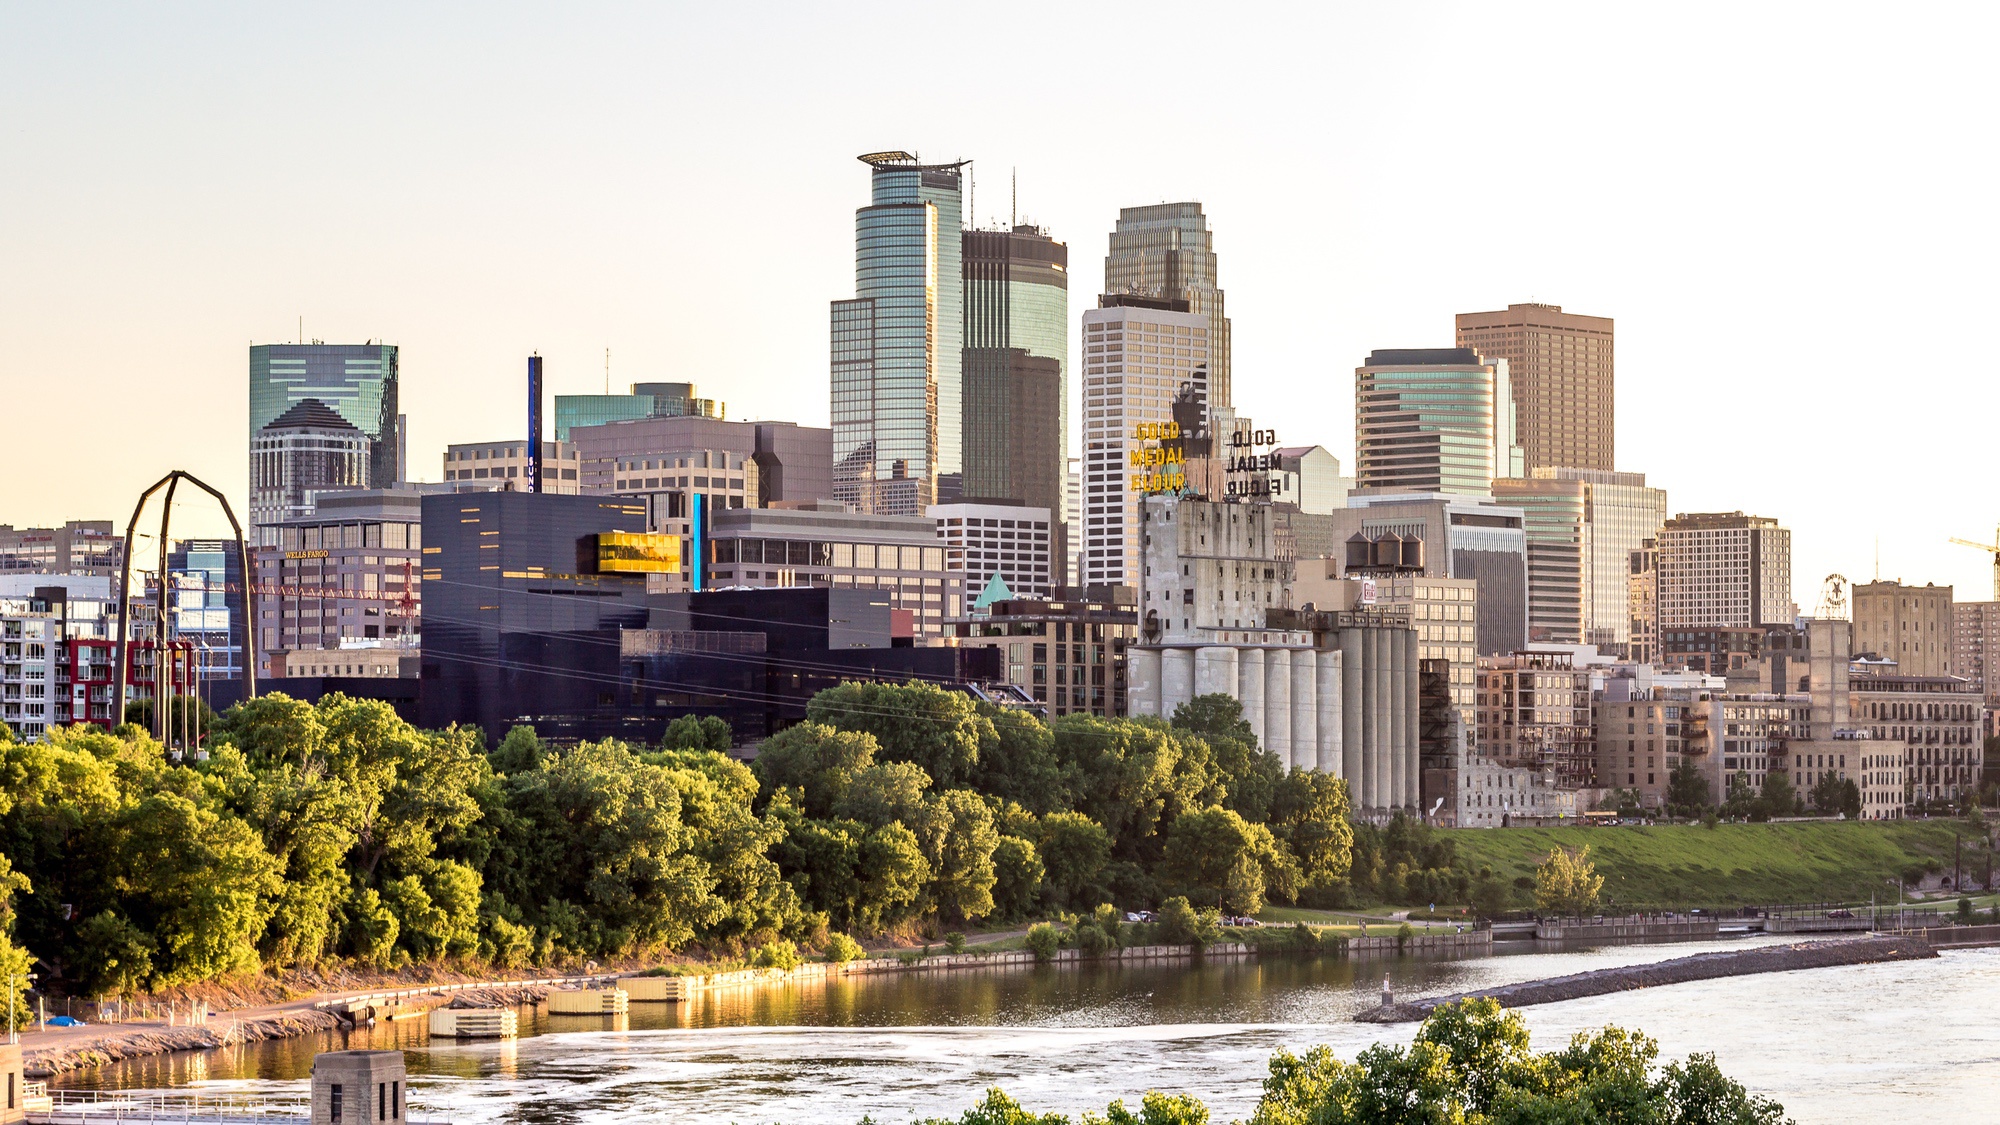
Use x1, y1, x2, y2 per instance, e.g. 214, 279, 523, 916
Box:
1949, 528, 2000, 600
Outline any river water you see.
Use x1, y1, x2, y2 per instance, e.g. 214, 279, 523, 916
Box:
56, 937, 2000, 1125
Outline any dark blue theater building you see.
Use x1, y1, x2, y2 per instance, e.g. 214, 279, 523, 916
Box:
418, 491, 997, 744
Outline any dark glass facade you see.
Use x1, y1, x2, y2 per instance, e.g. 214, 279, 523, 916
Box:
962, 225, 1068, 567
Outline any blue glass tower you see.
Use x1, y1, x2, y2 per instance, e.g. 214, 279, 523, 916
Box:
831, 152, 965, 515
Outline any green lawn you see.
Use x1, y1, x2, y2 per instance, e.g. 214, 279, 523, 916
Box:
1444, 820, 1987, 909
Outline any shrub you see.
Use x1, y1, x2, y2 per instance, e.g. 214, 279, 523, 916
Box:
751, 939, 802, 971
1958, 896, 1974, 923
1092, 903, 1124, 947
1026, 922, 1062, 962
1074, 921, 1113, 956
1396, 922, 1414, 950
944, 931, 967, 954
1291, 921, 1321, 951
822, 932, 865, 963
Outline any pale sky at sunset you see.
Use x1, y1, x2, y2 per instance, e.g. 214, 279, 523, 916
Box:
5, 3, 1997, 608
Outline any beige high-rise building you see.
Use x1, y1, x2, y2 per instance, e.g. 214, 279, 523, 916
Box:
1079, 296, 1211, 588
1657, 512, 1794, 629
1105, 203, 1231, 408
1852, 581, 1953, 677
1456, 303, 1614, 472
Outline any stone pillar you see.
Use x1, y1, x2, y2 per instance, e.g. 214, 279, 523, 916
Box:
1237, 647, 1266, 750
1291, 649, 1317, 770
312, 1051, 407, 1125
1388, 627, 1407, 809
1404, 632, 1421, 808
1317, 647, 1341, 776
1128, 648, 1163, 719
1363, 627, 1384, 811
1264, 647, 1292, 768
1162, 648, 1196, 720
1195, 644, 1239, 701
1340, 628, 1363, 790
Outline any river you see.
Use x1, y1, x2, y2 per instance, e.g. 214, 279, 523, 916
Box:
55, 937, 2000, 1125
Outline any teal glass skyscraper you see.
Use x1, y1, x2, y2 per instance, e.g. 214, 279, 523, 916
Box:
249, 343, 401, 494
831, 152, 965, 515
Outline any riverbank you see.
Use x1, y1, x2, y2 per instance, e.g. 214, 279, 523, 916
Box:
1356, 934, 1940, 1023
25, 930, 1497, 1078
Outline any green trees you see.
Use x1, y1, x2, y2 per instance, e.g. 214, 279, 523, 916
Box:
3, 675, 1383, 992
1533, 845, 1605, 917
1667, 759, 1711, 817
1808, 773, 1861, 819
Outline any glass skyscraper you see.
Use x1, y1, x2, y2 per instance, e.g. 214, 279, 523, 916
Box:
962, 225, 1068, 536
1104, 203, 1232, 409
1354, 348, 1522, 497
831, 152, 965, 515
554, 382, 723, 440
249, 343, 401, 493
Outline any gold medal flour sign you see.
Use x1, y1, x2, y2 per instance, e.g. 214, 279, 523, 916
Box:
1130, 421, 1188, 494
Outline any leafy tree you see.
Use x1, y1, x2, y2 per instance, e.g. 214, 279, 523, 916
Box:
1758, 769, 1800, 821
648, 748, 805, 941
490, 739, 723, 955
0, 853, 32, 1015
1161, 806, 1298, 914
834, 761, 936, 827
750, 721, 878, 817
489, 724, 548, 774
1037, 811, 1112, 911
822, 931, 864, 963
1025, 922, 1062, 962
1154, 895, 1220, 948
1471, 866, 1511, 920
1666, 758, 1710, 816
990, 835, 1045, 921
660, 714, 732, 753
1174, 694, 1282, 823
1533, 845, 1604, 917
929, 789, 1001, 923
1049, 715, 1221, 863
971, 707, 1069, 814
807, 681, 992, 788
1808, 772, 1861, 819
1268, 769, 1354, 890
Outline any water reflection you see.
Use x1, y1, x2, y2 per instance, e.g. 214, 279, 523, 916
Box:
53, 939, 2000, 1125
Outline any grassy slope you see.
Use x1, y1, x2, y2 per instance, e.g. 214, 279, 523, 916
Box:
1442, 821, 1981, 908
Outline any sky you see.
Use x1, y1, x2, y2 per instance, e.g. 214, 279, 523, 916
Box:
4, 3, 1997, 609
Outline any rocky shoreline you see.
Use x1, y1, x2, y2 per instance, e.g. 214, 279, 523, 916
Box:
1355, 935, 1939, 1023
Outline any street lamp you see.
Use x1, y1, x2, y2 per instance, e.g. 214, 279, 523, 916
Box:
9, 970, 37, 1044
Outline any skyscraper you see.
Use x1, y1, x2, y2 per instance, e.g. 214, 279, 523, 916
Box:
962, 225, 1068, 560
1080, 297, 1211, 589
1354, 348, 1521, 497
554, 382, 723, 440
1493, 468, 1666, 646
1105, 204, 1232, 409
249, 399, 371, 529
1656, 512, 1794, 629
248, 343, 401, 497
1454, 303, 1614, 472
830, 152, 965, 515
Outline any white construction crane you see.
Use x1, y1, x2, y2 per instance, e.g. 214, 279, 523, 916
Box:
1949, 528, 2000, 600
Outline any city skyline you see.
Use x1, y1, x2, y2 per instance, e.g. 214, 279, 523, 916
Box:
5, 5, 1998, 611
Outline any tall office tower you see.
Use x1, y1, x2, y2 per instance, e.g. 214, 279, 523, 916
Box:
1354, 348, 1521, 496
962, 226, 1068, 562
1852, 580, 1954, 676
248, 343, 401, 505
830, 152, 966, 515
1105, 204, 1232, 409
1627, 538, 1660, 665
249, 400, 371, 528
1454, 303, 1614, 472
554, 382, 723, 441
1079, 296, 1211, 588
1065, 457, 1082, 588
1656, 512, 1794, 629
1492, 468, 1666, 647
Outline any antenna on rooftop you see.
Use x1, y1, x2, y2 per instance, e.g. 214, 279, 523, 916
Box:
605, 347, 611, 395
1011, 167, 1017, 227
